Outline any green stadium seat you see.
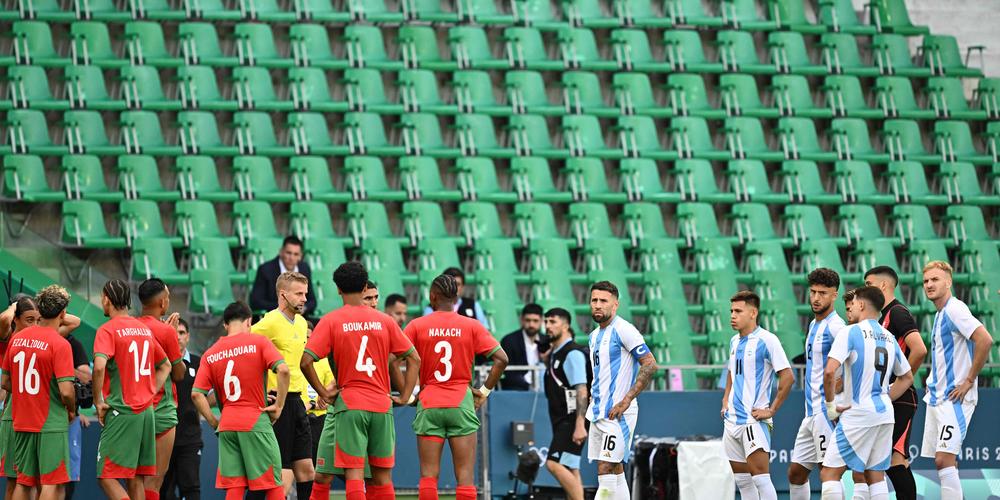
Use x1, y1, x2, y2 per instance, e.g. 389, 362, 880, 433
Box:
666, 73, 723, 118
241, 236, 284, 277
457, 201, 515, 246
344, 112, 403, 156
503, 28, 563, 71
881, 119, 938, 164
817, 0, 874, 34
233, 24, 292, 68
450, 71, 508, 116
798, 239, 853, 282
744, 240, 791, 274
761, 299, 803, 355
344, 25, 402, 70
677, 203, 728, 246
608, 0, 668, 28
287, 24, 346, 70
830, 118, 889, 163
232, 112, 292, 157
116, 155, 178, 201
454, 114, 513, 158
75, 0, 131, 21
617, 115, 676, 160
665, 0, 723, 27
61, 199, 126, 248
175, 66, 235, 111
560, 0, 619, 28
236, 0, 296, 21
396, 70, 455, 115
926, 77, 986, 121
778, 160, 840, 204
506, 71, 562, 115
725, 160, 786, 204
869, 0, 928, 35
987, 122, 1000, 164
871, 34, 930, 77
402, 0, 458, 23
288, 156, 350, 203
232, 200, 281, 246
63, 110, 122, 156
716, 30, 773, 74
938, 162, 1000, 206
458, 0, 513, 25
11, 22, 70, 67
820, 33, 878, 77
177, 111, 236, 156
63, 65, 123, 110
399, 113, 460, 158
347, 202, 403, 246
889, 204, 948, 245
729, 202, 789, 245
884, 161, 947, 205
719, 0, 775, 30
232, 156, 294, 202
471, 238, 520, 278
415, 238, 462, 275
975, 78, 1000, 119
123, 22, 182, 68
507, 114, 566, 158
531, 269, 579, 310
921, 34, 982, 77
514, 202, 565, 246
60, 154, 122, 202
659, 30, 722, 73
557, 27, 618, 71
783, 204, 842, 244
718, 73, 775, 118
564, 157, 626, 203
174, 155, 236, 202
568, 202, 620, 245
832, 160, 893, 205
130, 238, 187, 284
612, 29, 670, 72
836, 204, 891, 245
70, 22, 126, 68
623, 202, 671, 245
231, 67, 292, 112
620, 158, 680, 203
669, 116, 728, 160
289, 201, 343, 242
822, 75, 881, 119
559, 71, 615, 117
454, 158, 518, 204
477, 270, 523, 333
449, 27, 507, 70
608, 72, 666, 117
8, 65, 68, 110
343, 156, 405, 201
175, 200, 237, 245
302, 236, 347, 281
188, 270, 234, 315
765, 0, 825, 33
345, 0, 402, 22
14, 0, 75, 21
769, 75, 832, 118
583, 238, 636, 281
119, 111, 180, 156
292, 0, 349, 22
286, 68, 347, 113
119, 66, 179, 111
402, 201, 460, 245
360, 238, 409, 280
724, 117, 784, 161
178, 23, 238, 67
872, 76, 934, 120
189, 237, 247, 284
766, 31, 826, 76
933, 121, 991, 164
312, 275, 343, 316
944, 205, 990, 245
2, 155, 64, 202
288, 112, 349, 156
399, 157, 462, 202
4, 109, 66, 156
397, 25, 457, 72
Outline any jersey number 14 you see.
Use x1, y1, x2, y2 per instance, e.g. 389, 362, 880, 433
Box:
128, 340, 153, 382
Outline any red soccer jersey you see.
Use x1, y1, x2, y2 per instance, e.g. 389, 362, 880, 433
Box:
192, 333, 285, 432
405, 311, 499, 408
305, 304, 414, 413
1, 326, 75, 432
93, 316, 168, 414
138, 316, 183, 406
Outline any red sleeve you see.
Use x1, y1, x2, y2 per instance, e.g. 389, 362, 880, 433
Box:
93, 326, 114, 358
192, 356, 213, 393
152, 340, 168, 366
403, 322, 417, 345
304, 318, 332, 360
260, 337, 285, 370
53, 338, 75, 380
473, 322, 500, 355
159, 326, 183, 364
388, 319, 413, 356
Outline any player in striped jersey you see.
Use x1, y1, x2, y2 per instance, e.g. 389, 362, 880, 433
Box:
788, 269, 846, 500
722, 291, 793, 500
586, 281, 656, 500
920, 261, 992, 500
819, 286, 914, 500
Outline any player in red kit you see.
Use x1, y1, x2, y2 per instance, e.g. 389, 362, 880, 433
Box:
302, 262, 421, 500
192, 301, 290, 500
93, 279, 172, 500
137, 278, 187, 500
0, 285, 76, 500
406, 274, 508, 500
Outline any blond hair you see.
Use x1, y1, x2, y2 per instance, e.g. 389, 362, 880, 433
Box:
276, 271, 309, 291
922, 260, 953, 277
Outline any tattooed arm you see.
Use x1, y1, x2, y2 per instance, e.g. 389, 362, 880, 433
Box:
608, 352, 657, 420
573, 383, 589, 444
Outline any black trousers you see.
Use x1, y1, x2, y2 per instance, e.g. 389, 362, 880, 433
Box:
160, 443, 202, 500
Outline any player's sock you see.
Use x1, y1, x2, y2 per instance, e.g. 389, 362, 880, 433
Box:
614, 472, 630, 500
886, 465, 916, 500
345, 479, 366, 500
751, 474, 777, 500
596, 474, 617, 500
419, 477, 439, 500
851, 482, 869, 500
938, 466, 961, 500
789, 482, 810, 500
367, 483, 395, 500
868, 480, 888, 500
265, 486, 284, 500
310, 481, 333, 500
298, 481, 313, 499
455, 485, 477, 500
145, 489, 160, 500
734, 473, 758, 500
821, 481, 844, 500
225, 487, 246, 500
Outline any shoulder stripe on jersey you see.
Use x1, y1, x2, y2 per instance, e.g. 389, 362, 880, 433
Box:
872, 325, 887, 414
590, 328, 607, 422
603, 329, 623, 418
849, 327, 864, 405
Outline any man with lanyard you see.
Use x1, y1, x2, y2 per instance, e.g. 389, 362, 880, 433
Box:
161, 318, 203, 500
543, 308, 590, 500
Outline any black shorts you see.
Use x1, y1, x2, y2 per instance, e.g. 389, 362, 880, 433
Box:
272, 394, 312, 468
891, 399, 917, 459
547, 417, 586, 470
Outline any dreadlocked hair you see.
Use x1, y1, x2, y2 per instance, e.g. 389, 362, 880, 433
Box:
103, 279, 131, 310
430, 274, 459, 300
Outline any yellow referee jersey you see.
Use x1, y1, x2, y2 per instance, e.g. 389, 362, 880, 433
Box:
303, 358, 335, 417
252, 309, 309, 393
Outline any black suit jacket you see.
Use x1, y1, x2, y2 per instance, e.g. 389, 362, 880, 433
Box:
499, 329, 550, 391
249, 257, 316, 317
175, 353, 203, 448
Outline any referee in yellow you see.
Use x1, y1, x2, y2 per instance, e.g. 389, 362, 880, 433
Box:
250, 271, 316, 500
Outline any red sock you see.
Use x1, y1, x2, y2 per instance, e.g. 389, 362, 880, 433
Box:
345, 479, 366, 500
310, 481, 332, 500
367, 483, 395, 500
265, 486, 284, 500
418, 477, 438, 500
456, 485, 477, 500
225, 487, 246, 500
145, 490, 160, 500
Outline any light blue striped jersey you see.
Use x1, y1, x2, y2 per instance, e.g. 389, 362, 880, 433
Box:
724, 327, 791, 426
586, 316, 650, 422
804, 312, 847, 417
925, 297, 984, 407
828, 319, 910, 427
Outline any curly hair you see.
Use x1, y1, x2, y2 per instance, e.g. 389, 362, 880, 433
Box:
807, 267, 840, 289
333, 262, 368, 294
36, 285, 70, 319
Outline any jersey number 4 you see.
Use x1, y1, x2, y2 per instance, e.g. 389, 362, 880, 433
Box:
356, 335, 376, 378
128, 340, 153, 382
11, 351, 40, 395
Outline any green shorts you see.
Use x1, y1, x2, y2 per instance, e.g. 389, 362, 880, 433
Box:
412, 392, 480, 439
0, 418, 14, 478
12, 431, 70, 487
98, 407, 157, 479
216, 417, 282, 491
154, 401, 178, 436
326, 400, 395, 469
315, 412, 371, 478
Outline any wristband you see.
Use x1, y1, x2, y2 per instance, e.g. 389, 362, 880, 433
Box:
407, 394, 416, 405
825, 400, 840, 420
478, 386, 492, 398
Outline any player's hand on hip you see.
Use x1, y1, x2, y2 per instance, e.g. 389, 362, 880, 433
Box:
750, 408, 774, 421
948, 379, 974, 402
79, 415, 91, 428
261, 404, 283, 424
321, 384, 340, 405
608, 399, 631, 420
95, 402, 110, 426
572, 423, 588, 445
472, 389, 487, 410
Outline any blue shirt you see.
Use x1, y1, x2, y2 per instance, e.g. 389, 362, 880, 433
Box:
551, 338, 587, 387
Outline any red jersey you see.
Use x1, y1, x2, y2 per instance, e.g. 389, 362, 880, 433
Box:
1, 326, 75, 432
305, 304, 414, 413
193, 333, 284, 432
93, 316, 168, 414
405, 311, 499, 408
138, 316, 183, 407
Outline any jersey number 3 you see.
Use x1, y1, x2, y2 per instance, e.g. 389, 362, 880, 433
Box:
434, 340, 453, 382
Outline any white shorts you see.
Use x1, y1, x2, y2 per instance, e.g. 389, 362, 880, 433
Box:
921, 401, 976, 458
822, 423, 893, 472
791, 414, 835, 468
723, 420, 772, 463
587, 412, 638, 464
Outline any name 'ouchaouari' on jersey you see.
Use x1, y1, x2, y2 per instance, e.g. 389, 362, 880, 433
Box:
587, 316, 649, 422
804, 312, 847, 418
828, 319, 911, 427
926, 297, 984, 407
724, 327, 791, 426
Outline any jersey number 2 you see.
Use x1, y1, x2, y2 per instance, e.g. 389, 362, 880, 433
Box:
356, 335, 376, 378
12, 351, 40, 395
434, 340, 453, 382
128, 340, 152, 382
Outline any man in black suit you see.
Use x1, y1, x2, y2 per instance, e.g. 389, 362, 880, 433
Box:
249, 236, 316, 318
500, 303, 549, 391
161, 318, 202, 500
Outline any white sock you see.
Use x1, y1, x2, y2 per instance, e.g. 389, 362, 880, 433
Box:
735, 473, 759, 500
752, 474, 777, 500
615, 472, 630, 500
939, 466, 962, 500
821, 480, 844, 500
789, 481, 811, 500
868, 480, 888, 500
852, 482, 869, 500
597, 474, 616, 500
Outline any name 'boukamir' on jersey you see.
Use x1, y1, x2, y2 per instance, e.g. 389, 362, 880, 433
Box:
304, 304, 414, 414
404, 311, 500, 409
93, 316, 169, 414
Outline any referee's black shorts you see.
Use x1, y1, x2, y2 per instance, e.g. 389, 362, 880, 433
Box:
272, 393, 313, 468
547, 417, 587, 470
892, 399, 917, 459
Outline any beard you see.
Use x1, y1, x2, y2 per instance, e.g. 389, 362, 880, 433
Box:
811, 303, 831, 315
591, 312, 607, 323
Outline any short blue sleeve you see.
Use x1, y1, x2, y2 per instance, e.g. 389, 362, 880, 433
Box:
563, 350, 588, 387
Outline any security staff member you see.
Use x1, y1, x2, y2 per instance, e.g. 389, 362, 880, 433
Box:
543, 308, 591, 500
161, 318, 202, 500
